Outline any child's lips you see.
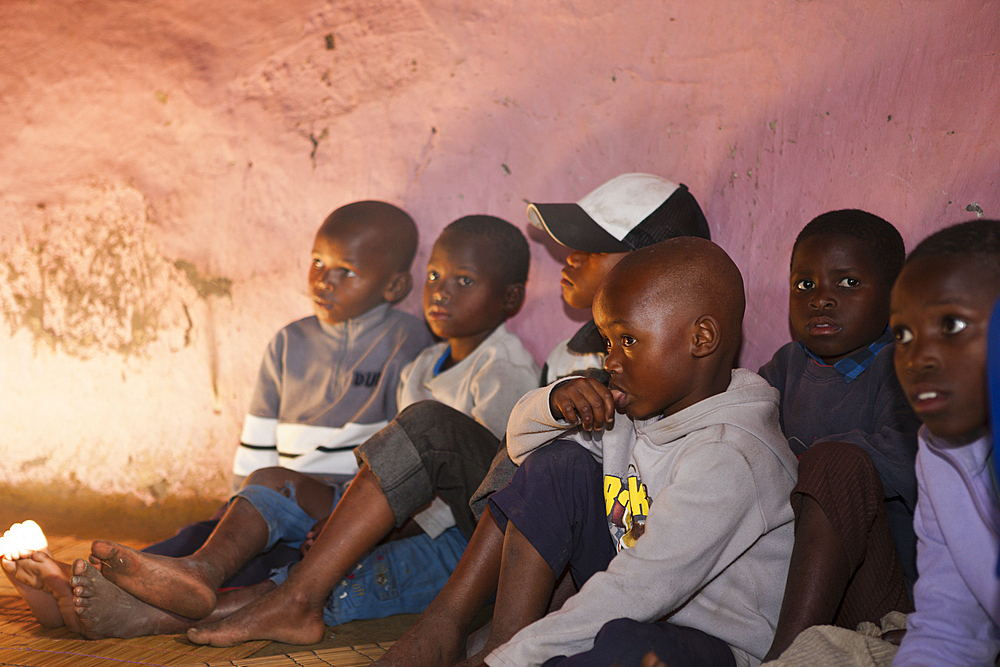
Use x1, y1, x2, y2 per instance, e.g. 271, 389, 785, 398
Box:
909, 386, 948, 414
312, 294, 335, 310
806, 317, 840, 335
426, 307, 450, 320
609, 382, 629, 409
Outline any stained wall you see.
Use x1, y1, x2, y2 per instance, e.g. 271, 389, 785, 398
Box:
1, 0, 997, 502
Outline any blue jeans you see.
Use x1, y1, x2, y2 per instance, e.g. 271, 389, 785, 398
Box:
240, 483, 468, 626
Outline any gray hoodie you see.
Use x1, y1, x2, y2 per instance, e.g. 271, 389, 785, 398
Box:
488, 369, 798, 667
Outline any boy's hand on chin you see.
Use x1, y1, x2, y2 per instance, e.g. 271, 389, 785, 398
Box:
549, 377, 616, 431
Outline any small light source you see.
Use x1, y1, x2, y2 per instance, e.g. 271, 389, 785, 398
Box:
0, 520, 48, 560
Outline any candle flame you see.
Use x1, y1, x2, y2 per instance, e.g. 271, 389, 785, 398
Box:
0, 520, 48, 561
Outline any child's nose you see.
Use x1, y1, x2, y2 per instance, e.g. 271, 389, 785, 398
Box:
317, 270, 337, 290
603, 349, 622, 373
430, 285, 450, 303
904, 337, 938, 373
809, 287, 835, 310
566, 251, 585, 268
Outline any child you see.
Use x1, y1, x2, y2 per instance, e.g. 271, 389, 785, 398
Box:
3, 215, 541, 640
759, 210, 920, 659
479, 237, 798, 667
144, 200, 434, 586
375, 174, 711, 667
890, 219, 1000, 666
236, 200, 432, 483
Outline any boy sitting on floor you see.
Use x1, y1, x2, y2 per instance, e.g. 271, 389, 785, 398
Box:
891, 219, 1000, 666
145, 200, 434, 587
1, 215, 540, 640
374, 173, 711, 667
761, 210, 920, 659
477, 237, 797, 667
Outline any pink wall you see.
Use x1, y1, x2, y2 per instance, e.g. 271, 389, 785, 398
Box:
1, 0, 997, 500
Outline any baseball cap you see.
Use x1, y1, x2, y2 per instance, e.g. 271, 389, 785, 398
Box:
526, 173, 710, 253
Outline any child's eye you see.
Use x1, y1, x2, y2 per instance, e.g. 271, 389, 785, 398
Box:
942, 316, 967, 335
603, 337, 611, 351
342, 268, 357, 278
621, 335, 637, 347
793, 279, 814, 291
312, 258, 324, 269
837, 277, 860, 288
457, 276, 474, 287
427, 270, 439, 282
893, 327, 913, 345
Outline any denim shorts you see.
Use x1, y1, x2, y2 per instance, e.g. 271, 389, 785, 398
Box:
239, 481, 468, 626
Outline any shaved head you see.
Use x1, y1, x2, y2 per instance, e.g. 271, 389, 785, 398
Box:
319, 201, 419, 274
598, 237, 745, 365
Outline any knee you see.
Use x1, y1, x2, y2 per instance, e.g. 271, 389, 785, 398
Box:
520, 440, 595, 478
242, 467, 305, 496
799, 442, 881, 490
595, 618, 646, 645
396, 400, 465, 425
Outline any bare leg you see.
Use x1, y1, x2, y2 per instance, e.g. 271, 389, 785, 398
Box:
90, 469, 336, 620
376, 508, 506, 667
456, 522, 556, 667
88, 495, 270, 619
642, 652, 669, 667
71, 559, 275, 639
763, 495, 851, 660
187, 464, 398, 646
3, 551, 83, 633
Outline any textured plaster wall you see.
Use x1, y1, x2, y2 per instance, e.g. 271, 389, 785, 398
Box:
1, 0, 998, 502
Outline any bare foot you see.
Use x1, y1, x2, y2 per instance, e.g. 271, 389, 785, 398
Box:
3, 551, 81, 632
374, 609, 468, 667
71, 559, 201, 639
186, 582, 326, 647
89, 539, 217, 619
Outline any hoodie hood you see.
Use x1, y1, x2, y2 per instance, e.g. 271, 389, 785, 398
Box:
637, 368, 797, 479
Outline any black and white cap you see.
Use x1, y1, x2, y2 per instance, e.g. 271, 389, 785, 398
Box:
526, 173, 710, 253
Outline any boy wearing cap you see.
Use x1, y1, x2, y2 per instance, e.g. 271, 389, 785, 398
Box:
375, 174, 710, 667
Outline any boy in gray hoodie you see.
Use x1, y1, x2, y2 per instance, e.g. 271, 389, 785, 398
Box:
480, 237, 798, 667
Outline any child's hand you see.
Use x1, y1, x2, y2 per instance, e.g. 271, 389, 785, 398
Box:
300, 516, 329, 555
549, 377, 615, 431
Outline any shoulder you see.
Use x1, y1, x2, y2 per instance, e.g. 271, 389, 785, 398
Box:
384, 308, 433, 343
269, 315, 322, 347
688, 371, 793, 465
473, 325, 539, 370
758, 342, 800, 385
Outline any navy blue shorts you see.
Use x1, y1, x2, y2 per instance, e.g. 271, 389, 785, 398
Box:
488, 440, 616, 588
489, 440, 735, 667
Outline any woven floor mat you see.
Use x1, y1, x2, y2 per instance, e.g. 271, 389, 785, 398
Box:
0, 595, 268, 666
198, 642, 394, 667
0, 534, 269, 666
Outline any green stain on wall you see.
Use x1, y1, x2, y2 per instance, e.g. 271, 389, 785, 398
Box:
173, 259, 232, 299
0, 186, 174, 358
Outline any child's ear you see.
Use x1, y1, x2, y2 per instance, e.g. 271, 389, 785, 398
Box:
383, 272, 413, 305
503, 283, 526, 317
690, 315, 721, 358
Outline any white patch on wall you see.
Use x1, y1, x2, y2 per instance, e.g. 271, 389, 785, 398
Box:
0, 181, 199, 358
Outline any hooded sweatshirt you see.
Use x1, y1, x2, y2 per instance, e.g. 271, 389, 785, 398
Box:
893, 427, 999, 666
488, 369, 798, 667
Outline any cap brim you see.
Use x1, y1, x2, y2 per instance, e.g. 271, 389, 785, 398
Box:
527, 202, 630, 253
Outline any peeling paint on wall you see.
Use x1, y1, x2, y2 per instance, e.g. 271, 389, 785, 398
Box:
0, 182, 186, 358
173, 260, 233, 299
